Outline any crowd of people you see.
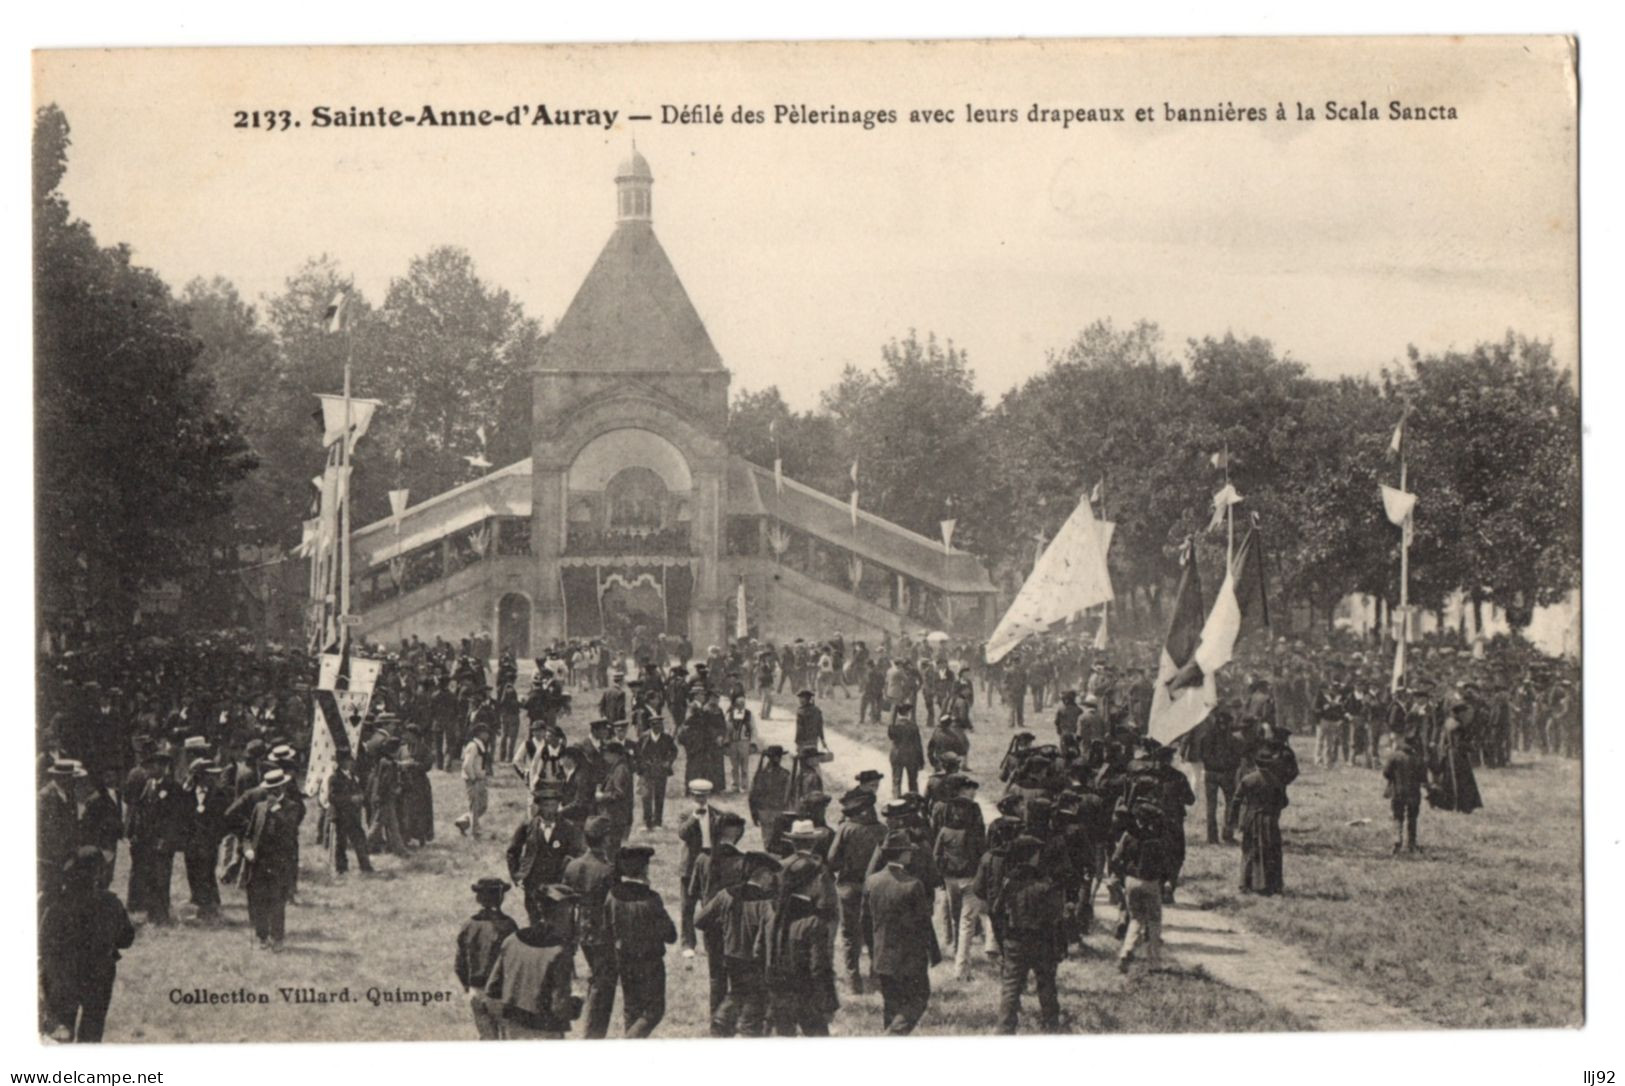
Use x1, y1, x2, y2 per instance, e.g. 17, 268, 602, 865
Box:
34, 618, 1579, 1041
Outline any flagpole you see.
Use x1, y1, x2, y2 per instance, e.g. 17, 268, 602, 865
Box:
1398, 439, 1409, 652
1223, 441, 1234, 570
339, 319, 354, 653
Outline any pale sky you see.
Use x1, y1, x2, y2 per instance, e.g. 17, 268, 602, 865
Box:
34, 38, 1577, 409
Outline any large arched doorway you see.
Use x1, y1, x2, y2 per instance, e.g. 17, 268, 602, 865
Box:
497, 593, 532, 659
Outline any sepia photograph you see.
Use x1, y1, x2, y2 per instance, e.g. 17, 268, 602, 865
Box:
28, 35, 1582, 1053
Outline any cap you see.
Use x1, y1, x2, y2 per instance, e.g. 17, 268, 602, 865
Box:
261, 768, 291, 788
45, 758, 85, 779
760, 745, 785, 759
855, 769, 884, 785
531, 780, 563, 801
583, 815, 612, 843
882, 798, 912, 818
689, 779, 715, 796
471, 877, 510, 896
797, 688, 815, 698
995, 794, 1025, 816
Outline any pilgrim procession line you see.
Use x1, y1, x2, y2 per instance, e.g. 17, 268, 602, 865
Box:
753, 701, 1431, 1033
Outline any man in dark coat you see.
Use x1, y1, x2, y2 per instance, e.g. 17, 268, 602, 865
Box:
748, 746, 791, 853
861, 831, 940, 1034
37, 760, 82, 900
1192, 710, 1246, 845
603, 845, 678, 1037
679, 694, 727, 789
227, 768, 301, 949
1237, 727, 1298, 896
39, 848, 134, 1043
455, 878, 519, 1039
634, 715, 678, 830
695, 850, 781, 1037
689, 811, 748, 1014
563, 817, 618, 1038
507, 782, 587, 925
1383, 733, 1428, 853
886, 703, 926, 798
180, 759, 230, 920
767, 854, 840, 1036
126, 751, 189, 925
595, 741, 635, 855
826, 788, 887, 993
992, 835, 1065, 1033
321, 750, 373, 874
77, 768, 124, 891
794, 689, 826, 752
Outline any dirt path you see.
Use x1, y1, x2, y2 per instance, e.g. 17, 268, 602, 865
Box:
757, 701, 1429, 1033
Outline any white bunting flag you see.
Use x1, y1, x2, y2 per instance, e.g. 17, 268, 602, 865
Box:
388, 489, 410, 519
1208, 483, 1243, 532
1380, 484, 1417, 528
317, 394, 382, 451
940, 518, 956, 554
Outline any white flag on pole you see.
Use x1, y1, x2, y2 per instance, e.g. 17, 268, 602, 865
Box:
1208, 483, 1243, 532
1380, 484, 1417, 528
317, 394, 382, 451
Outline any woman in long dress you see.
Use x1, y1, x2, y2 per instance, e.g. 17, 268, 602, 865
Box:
1429, 709, 1484, 814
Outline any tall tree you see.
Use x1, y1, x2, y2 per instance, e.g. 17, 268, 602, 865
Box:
35, 105, 254, 629
820, 331, 992, 545
1386, 334, 1579, 629
366, 246, 543, 520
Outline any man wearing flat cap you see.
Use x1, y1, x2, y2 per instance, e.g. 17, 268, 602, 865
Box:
456, 878, 518, 1039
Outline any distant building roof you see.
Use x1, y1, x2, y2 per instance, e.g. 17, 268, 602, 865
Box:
541, 222, 723, 374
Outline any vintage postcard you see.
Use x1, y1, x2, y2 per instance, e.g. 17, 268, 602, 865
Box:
31, 38, 1579, 1046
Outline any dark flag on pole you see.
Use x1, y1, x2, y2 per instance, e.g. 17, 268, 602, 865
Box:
1163, 538, 1207, 694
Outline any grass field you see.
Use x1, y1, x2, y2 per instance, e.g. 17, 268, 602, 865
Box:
1178, 743, 1585, 1030
94, 688, 1580, 1041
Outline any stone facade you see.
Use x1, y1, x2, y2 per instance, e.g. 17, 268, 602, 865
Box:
348, 151, 996, 655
